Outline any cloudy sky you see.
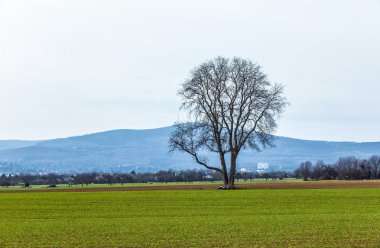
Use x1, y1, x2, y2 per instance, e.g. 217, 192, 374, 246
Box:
0, 0, 379, 141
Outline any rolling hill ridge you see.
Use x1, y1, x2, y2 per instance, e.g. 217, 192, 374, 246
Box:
0, 126, 379, 173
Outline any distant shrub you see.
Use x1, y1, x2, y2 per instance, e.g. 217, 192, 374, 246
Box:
0, 181, 11, 187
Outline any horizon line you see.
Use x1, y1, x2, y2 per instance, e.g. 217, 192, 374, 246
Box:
0, 125, 377, 144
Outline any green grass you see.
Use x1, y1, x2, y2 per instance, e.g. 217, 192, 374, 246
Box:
0, 179, 303, 191
1, 188, 380, 247
1, 182, 211, 191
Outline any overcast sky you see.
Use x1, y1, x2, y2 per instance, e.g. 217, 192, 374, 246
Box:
0, 0, 379, 141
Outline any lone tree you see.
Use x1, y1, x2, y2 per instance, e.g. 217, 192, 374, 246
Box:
169, 57, 287, 189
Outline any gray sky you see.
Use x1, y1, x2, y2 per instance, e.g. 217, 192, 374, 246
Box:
0, 0, 379, 141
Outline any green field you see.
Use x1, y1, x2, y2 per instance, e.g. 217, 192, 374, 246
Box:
0, 181, 225, 191
1, 187, 380, 247
0, 179, 301, 191
0, 179, 303, 192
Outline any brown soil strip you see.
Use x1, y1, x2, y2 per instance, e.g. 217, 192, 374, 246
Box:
1, 180, 380, 194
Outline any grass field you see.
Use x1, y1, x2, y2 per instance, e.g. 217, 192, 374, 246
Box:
0, 179, 300, 191
1, 182, 380, 247
0, 181, 227, 191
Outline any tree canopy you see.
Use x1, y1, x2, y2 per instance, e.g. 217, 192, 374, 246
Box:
169, 57, 287, 189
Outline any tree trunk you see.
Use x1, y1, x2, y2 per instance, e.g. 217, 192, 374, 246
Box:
222, 171, 229, 188
218, 150, 229, 188
227, 154, 237, 189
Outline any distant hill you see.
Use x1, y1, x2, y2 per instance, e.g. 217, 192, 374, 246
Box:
0, 126, 379, 173
0, 140, 39, 151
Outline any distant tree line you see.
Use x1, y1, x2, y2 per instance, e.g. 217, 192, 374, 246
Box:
0, 169, 294, 187
295, 155, 380, 180
0, 169, 292, 187
3, 155, 378, 187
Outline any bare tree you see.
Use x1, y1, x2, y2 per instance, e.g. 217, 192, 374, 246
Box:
313, 160, 325, 180
368, 155, 380, 179
169, 57, 287, 189
297, 161, 313, 181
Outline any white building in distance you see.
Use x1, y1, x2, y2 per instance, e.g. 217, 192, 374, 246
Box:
257, 163, 269, 173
